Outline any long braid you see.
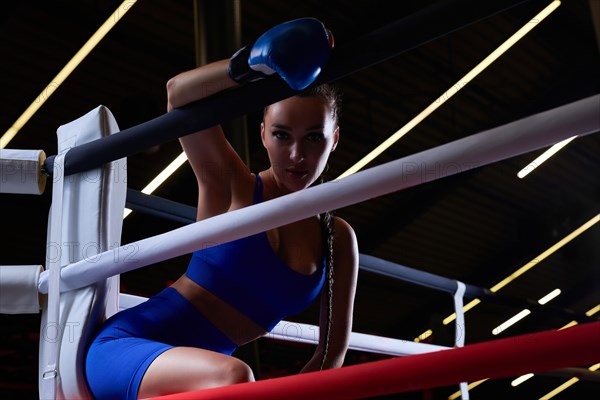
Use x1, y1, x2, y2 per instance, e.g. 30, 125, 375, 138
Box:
319, 176, 335, 370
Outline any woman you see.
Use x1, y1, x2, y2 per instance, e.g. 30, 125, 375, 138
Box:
85, 18, 358, 400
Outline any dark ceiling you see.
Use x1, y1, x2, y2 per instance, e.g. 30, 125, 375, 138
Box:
1, 0, 599, 399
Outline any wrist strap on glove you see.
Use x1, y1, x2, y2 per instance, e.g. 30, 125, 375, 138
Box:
228, 45, 265, 84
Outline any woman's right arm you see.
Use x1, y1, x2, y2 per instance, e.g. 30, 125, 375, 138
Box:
166, 60, 250, 220
166, 60, 235, 111
167, 19, 333, 219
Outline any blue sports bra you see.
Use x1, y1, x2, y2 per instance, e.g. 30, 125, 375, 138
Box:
185, 174, 326, 331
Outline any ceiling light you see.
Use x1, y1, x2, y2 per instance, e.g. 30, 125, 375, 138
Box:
140, 152, 188, 195
540, 364, 599, 399
447, 379, 487, 399
538, 288, 561, 305
0, 0, 138, 149
585, 305, 599, 317
517, 136, 577, 178
123, 151, 188, 219
511, 373, 533, 387
541, 378, 580, 399
493, 288, 560, 335
414, 329, 432, 342
492, 309, 531, 335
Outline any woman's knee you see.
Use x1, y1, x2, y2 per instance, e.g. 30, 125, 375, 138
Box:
219, 357, 255, 385
139, 348, 254, 397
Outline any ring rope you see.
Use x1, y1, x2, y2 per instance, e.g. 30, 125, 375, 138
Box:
145, 321, 600, 400
38, 94, 600, 294
118, 292, 449, 357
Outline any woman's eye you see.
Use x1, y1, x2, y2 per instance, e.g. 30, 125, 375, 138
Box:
307, 132, 324, 142
272, 131, 289, 140
273, 131, 290, 139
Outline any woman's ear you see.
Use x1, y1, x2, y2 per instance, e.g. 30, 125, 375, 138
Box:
330, 126, 340, 152
260, 122, 267, 148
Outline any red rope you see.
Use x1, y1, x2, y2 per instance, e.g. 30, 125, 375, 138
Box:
146, 321, 600, 400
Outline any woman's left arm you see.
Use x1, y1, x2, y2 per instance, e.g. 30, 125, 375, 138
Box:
301, 217, 359, 372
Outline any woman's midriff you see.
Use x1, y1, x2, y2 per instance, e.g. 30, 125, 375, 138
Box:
171, 275, 268, 346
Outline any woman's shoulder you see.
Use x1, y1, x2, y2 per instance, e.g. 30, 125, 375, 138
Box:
332, 216, 358, 248
332, 215, 353, 231
331, 215, 359, 275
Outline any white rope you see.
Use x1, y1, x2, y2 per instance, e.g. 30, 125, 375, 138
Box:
38, 94, 600, 294
269, 321, 449, 356
118, 293, 449, 357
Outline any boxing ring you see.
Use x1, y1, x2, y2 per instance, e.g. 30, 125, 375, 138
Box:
1, 0, 600, 399
2, 93, 597, 399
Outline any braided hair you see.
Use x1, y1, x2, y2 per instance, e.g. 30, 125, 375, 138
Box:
319, 208, 335, 370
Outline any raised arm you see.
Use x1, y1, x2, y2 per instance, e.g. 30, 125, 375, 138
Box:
166, 17, 334, 220
167, 60, 248, 220
166, 60, 235, 112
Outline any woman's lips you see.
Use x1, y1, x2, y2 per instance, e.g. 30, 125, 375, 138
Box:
286, 168, 308, 177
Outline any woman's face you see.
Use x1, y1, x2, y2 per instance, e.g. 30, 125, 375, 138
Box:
261, 96, 339, 193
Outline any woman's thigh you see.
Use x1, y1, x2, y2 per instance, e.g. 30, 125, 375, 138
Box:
85, 336, 171, 400
138, 346, 254, 398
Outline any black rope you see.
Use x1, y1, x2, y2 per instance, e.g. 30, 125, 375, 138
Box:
125, 188, 197, 224
359, 254, 597, 325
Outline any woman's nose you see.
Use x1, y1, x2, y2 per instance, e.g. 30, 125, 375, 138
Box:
289, 143, 304, 162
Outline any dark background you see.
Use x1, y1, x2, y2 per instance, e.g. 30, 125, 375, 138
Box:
1, 0, 599, 398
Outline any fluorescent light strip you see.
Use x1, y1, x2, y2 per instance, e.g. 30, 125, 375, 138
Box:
539, 363, 599, 399
489, 215, 599, 293
585, 305, 600, 317
538, 288, 561, 305
442, 213, 600, 326
0, 0, 138, 149
123, 151, 188, 219
492, 309, 531, 335
414, 329, 432, 342
491, 289, 561, 336
448, 379, 487, 399
511, 373, 534, 387
517, 135, 577, 178
141, 152, 188, 195
337, 0, 562, 179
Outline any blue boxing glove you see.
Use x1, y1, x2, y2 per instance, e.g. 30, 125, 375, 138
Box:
227, 17, 334, 91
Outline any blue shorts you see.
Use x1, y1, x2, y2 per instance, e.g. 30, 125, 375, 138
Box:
85, 287, 237, 400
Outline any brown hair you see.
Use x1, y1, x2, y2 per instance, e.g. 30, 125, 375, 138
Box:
263, 83, 342, 125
